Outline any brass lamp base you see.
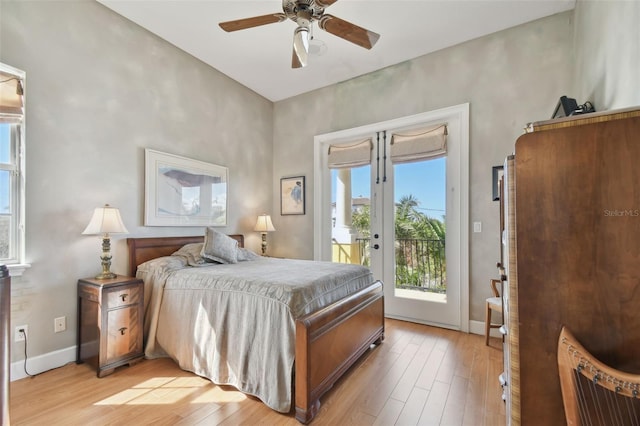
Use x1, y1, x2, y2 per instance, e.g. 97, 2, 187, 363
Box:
95, 271, 117, 280
261, 232, 267, 256
95, 237, 117, 280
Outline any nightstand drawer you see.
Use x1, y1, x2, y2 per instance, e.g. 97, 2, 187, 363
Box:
105, 305, 142, 365
105, 285, 141, 309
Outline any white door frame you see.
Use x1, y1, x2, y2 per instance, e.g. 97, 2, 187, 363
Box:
313, 103, 469, 332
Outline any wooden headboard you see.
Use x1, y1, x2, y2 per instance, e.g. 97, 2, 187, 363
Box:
126, 234, 244, 277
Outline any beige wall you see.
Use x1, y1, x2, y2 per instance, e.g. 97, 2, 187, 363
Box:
1, 0, 273, 363
271, 12, 576, 324
574, 0, 640, 110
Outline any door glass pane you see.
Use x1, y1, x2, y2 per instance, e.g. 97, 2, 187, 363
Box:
0, 170, 9, 215
393, 157, 446, 300
0, 124, 10, 164
0, 215, 8, 259
0, 169, 9, 258
330, 165, 371, 265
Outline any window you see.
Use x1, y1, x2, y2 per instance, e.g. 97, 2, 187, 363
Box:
0, 63, 27, 273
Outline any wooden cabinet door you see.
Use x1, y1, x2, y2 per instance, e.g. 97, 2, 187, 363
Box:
105, 306, 142, 365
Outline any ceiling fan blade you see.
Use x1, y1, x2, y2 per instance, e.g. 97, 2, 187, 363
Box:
219, 13, 286, 32
318, 14, 380, 49
292, 26, 309, 68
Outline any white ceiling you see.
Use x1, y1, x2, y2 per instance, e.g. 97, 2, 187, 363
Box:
98, 0, 576, 102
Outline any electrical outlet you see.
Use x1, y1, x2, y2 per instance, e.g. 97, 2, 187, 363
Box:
54, 316, 66, 333
15, 325, 28, 342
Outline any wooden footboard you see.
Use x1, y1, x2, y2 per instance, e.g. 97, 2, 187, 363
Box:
295, 280, 384, 424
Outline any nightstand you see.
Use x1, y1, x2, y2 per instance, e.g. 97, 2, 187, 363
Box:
76, 275, 144, 377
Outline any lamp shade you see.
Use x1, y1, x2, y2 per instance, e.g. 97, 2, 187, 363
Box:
82, 204, 129, 235
254, 214, 275, 233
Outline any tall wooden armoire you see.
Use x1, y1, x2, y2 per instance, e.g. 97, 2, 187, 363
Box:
501, 107, 640, 425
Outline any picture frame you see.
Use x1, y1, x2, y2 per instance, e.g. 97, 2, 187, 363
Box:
144, 149, 228, 226
492, 165, 504, 201
280, 176, 305, 215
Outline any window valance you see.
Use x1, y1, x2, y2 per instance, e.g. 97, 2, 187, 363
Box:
327, 138, 372, 169
390, 124, 447, 164
0, 71, 24, 119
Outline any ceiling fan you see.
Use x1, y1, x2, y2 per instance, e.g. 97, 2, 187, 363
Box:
219, 0, 380, 69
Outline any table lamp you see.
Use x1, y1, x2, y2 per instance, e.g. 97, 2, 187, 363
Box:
82, 204, 129, 279
254, 214, 275, 256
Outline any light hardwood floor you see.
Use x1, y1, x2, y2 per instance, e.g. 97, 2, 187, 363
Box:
10, 319, 505, 425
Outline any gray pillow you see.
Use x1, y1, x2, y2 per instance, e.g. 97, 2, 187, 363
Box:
237, 247, 260, 261
201, 228, 238, 264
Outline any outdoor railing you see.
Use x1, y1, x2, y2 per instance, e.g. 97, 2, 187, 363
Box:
355, 237, 446, 293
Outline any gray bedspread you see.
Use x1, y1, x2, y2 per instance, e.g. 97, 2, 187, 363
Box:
136, 255, 374, 412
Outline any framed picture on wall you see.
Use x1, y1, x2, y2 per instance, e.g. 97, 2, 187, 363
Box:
145, 149, 228, 226
492, 165, 504, 201
281, 176, 305, 215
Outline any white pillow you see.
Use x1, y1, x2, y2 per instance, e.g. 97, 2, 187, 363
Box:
172, 243, 213, 266
200, 228, 238, 264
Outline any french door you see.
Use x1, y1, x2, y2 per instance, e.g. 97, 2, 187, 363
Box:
314, 105, 469, 330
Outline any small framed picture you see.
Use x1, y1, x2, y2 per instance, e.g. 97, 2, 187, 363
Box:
492, 165, 504, 201
281, 176, 305, 215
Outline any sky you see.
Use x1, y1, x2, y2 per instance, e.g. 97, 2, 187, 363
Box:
333, 157, 446, 219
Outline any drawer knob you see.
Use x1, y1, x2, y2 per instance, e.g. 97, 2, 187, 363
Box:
119, 327, 128, 335
120, 293, 128, 302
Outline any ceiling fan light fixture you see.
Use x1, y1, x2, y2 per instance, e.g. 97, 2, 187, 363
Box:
293, 26, 309, 67
309, 38, 327, 56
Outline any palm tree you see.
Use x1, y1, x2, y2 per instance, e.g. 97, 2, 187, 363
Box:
395, 195, 421, 239
350, 194, 446, 291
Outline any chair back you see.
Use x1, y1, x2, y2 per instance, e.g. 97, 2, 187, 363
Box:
489, 278, 501, 298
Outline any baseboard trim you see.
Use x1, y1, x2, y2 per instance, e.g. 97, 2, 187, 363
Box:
10, 322, 497, 381
469, 320, 502, 338
11, 345, 76, 381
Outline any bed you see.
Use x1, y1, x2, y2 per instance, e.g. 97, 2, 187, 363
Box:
126, 234, 384, 424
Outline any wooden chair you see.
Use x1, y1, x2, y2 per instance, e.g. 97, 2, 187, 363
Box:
557, 326, 640, 425
485, 278, 503, 346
